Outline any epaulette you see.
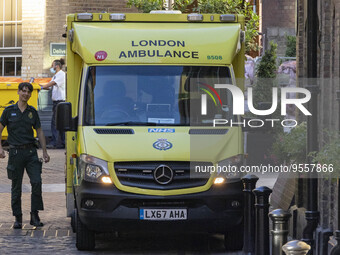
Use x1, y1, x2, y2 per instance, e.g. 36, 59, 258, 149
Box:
5, 104, 16, 109
28, 105, 37, 111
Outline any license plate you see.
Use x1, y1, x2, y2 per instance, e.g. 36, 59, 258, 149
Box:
140, 209, 187, 221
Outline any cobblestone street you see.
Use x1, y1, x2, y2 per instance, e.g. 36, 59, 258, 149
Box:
0, 149, 247, 254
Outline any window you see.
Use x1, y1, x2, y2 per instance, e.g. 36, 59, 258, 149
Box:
83, 66, 234, 126
0, 0, 22, 76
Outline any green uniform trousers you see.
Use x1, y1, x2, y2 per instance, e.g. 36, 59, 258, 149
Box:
6, 147, 44, 216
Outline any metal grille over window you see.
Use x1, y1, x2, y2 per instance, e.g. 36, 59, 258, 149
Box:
114, 162, 211, 190
0, 0, 22, 76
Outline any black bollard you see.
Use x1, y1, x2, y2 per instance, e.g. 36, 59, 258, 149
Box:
253, 186, 272, 255
242, 174, 259, 254
330, 231, 340, 255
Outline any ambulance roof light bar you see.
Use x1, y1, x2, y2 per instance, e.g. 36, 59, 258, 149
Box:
150, 10, 182, 14
187, 13, 203, 22
220, 14, 236, 22
77, 13, 93, 20
110, 14, 126, 21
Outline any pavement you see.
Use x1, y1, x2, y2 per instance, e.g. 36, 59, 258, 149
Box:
0, 149, 276, 254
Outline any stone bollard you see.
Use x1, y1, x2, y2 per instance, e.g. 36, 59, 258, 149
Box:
242, 174, 259, 254
269, 209, 292, 255
253, 186, 272, 255
282, 240, 311, 255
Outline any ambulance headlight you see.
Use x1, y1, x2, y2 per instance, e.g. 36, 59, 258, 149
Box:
80, 154, 110, 183
85, 164, 103, 179
216, 155, 243, 183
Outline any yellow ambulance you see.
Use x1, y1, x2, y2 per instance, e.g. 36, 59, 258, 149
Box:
57, 11, 246, 251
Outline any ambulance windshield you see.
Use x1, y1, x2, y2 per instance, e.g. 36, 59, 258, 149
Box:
83, 66, 235, 126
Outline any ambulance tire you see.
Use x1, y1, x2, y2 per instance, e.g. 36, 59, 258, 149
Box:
71, 209, 76, 233
75, 210, 95, 251
224, 230, 243, 251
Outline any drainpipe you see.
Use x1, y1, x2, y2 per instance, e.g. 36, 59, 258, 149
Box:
338, 90, 340, 232
330, 90, 340, 254
301, 0, 319, 253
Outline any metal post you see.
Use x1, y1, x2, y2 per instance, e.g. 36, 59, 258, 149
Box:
330, 90, 340, 254
302, 211, 319, 251
338, 90, 340, 233
269, 209, 292, 255
282, 240, 311, 255
303, 0, 320, 250
253, 186, 272, 255
303, 0, 319, 252
330, 231, 340, 255
242, 174, 259, 254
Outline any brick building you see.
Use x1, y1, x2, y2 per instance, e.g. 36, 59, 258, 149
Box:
1, 0, 298, 78
0, 0, 136, 135
261, 0, 296, 56
297, 0, 340, 253
21, 0, 136, 79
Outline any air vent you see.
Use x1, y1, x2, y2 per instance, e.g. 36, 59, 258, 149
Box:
93, 129, 134, 134
189, 129, 228, 135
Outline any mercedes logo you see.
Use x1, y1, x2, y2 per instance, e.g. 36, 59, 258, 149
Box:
153, 165, 174, 185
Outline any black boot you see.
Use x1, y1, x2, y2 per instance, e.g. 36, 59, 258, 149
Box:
13, 215, 22, 229
30, 211, 44, 227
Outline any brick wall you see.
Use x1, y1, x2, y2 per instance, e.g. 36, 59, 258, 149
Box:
21, 0, 46, 79
262, 0, 296, 56
317, 0, 340, 235
296, 0, 340, 246
42, 0, 69, 77
296, 0, 306, 78
68, 0, 137, 13
22, 0, 137, 78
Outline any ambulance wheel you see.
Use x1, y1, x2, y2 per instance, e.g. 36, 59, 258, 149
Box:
224, 230, 243, 251
71, 209, 76, 233
75, 210, 95, 251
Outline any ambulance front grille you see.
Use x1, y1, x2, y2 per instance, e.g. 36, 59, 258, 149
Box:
114, 161, 211, 190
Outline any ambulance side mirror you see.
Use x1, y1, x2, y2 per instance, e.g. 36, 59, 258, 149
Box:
56, 102, 77, 132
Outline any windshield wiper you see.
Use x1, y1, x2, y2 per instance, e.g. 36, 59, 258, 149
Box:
156, 123, 188, 126
106, 121, 157, 126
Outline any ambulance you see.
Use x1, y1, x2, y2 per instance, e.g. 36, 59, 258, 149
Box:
57, 11, 246, 251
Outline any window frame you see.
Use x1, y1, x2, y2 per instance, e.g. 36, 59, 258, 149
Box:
0, 0, 22, 76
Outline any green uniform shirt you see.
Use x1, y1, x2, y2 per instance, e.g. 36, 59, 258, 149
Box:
0, 103, 41, 146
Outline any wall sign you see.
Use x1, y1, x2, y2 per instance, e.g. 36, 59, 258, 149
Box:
50, 43, 66, 56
